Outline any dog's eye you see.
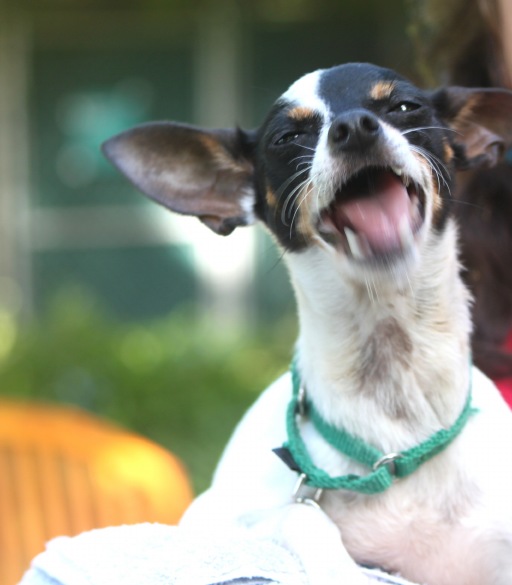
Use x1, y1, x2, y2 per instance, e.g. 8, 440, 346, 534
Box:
275, 131, 302, 146
391, 101, 421, 113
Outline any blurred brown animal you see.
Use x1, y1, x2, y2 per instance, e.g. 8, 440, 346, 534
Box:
417, 0, 512, 393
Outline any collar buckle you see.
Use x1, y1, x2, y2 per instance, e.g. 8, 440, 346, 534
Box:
372, 452, 402, 476
292, 473, 323, 509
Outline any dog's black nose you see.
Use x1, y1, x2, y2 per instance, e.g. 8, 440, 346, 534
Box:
328, 110, 381, 152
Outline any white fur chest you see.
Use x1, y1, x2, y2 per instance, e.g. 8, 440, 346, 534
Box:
306, 367, 512, 585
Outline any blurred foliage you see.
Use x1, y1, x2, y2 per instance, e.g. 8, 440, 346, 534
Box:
0, 291, 295, 494
6, 0, 409, 32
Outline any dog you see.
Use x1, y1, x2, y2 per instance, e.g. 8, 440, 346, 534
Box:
103, 63, 512, 585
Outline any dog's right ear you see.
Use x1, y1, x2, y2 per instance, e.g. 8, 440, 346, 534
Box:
102, 122, 257, 236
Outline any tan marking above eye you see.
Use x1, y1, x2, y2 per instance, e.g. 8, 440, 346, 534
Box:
288, 106, 317, 121
370, 81, 396, 101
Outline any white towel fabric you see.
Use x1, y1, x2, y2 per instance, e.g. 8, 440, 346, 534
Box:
19, 523, 419, 585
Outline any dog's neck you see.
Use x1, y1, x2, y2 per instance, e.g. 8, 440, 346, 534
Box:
285, 219, 472, 451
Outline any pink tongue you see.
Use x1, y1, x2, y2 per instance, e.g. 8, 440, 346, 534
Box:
335, 172, 411, 251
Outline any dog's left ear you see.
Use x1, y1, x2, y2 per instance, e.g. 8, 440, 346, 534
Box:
431, 87, 512, 169
102, 122, 257, 236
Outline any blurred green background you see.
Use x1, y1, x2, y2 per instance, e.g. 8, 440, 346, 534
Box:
0, 0, 415, 493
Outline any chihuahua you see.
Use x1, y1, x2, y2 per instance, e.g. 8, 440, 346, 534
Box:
103, 63, 512, 585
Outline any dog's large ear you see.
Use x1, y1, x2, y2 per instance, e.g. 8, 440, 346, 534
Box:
431, 87, 512, 170
102, 122, 257, 236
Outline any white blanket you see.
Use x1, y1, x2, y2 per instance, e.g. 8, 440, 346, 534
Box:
19, 523, 419, 585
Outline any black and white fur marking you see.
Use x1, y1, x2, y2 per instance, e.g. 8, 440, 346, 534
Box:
103, 63, 512, 585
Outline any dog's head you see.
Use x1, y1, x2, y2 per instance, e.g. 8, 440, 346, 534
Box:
103, 63, 512, 285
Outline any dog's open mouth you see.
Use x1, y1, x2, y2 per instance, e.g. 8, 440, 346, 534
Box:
318, 167, 424, 260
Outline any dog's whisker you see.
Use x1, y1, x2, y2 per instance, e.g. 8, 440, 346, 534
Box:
289, 154, 314, 165
275, 168, 313, 225
281, 176, 310, 216
442, 198, 485, 211
401, 126, 462, 137
293, 144, 316, 152
419, 147, 450, 178
276, 168, 311, 199
288, 179, 314, 236
410, 144, 451, 196
410, 143, 449, 176
281, 177, 312, 226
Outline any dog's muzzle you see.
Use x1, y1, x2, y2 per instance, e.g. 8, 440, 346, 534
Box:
313, 112, 425, 262
317, 166, 424, 260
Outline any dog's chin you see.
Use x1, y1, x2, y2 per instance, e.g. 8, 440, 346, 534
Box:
316, 167, 426, 271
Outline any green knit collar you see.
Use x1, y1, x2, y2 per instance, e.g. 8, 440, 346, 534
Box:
278, 355, 478, 495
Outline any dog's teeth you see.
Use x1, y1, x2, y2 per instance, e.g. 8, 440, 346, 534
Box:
399, 216, 414, 249
392, 167, 403, 177
344, 227, 366, 259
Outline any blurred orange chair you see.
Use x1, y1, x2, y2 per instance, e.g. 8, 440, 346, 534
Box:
0, 400, 194, 585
